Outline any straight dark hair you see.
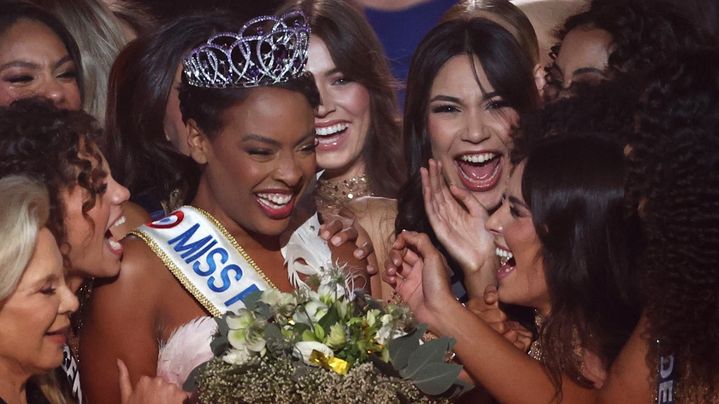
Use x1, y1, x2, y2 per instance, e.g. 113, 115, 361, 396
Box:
522, 135, 641, 395
396, 16, 538, 241
104, 12, 239, 213
281, 0, 405, 198
0, 0, 84, 102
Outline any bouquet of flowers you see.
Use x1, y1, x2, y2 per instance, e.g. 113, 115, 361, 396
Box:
185, 265, 467, 403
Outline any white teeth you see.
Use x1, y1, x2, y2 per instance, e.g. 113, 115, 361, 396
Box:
112, 216, 126, 227
460, 153, 497, 164
495, 247, 514, 265
107, 238, 122, 251
315, 123, 349, 136
256, 193, 292, 207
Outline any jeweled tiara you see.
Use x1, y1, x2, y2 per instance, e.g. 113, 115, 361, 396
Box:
183, 11, 310, 88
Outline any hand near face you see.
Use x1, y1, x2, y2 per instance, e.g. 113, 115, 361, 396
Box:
118, 359, 188, 404
421, 159, 497, 284
467, 285, 533, 352
383, 231, 455, 326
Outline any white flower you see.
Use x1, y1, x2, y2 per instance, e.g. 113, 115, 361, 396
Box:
260, 289, 297, 317
222, 347, 252, 366
375, 313, 408, 345
326, 323, 346, 349
226, 310, 255, 330
293, 299, 328, 326
293, 341, 334, 365
366, 309, 381, 328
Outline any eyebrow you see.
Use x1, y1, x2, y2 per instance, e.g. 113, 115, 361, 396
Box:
0, 55, 74, 72
323, 67, 342, 77
429, 94, 461, 103
242, 132, 316, 147
508, 195, 529, 210
242, 134, 281, 147
53, 55, 74, 70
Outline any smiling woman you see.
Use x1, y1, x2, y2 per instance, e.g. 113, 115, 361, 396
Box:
79, 12, 366, 403
397, 16, 540, 301
0, 175, 79, 404
0, 1, 83, 109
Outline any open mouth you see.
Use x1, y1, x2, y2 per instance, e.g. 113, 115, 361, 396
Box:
495, 246, 516, 280
455, 152, 503, 192
105, 215, 126, 257
255, 192, 295, 219
315, 122, 349, 150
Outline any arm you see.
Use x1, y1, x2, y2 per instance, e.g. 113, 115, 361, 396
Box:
79, 239, 164, 404
385, 231, 596, 403
421, 159, 497, 300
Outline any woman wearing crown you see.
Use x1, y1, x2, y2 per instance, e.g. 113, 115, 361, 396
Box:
79, 12, 365, 403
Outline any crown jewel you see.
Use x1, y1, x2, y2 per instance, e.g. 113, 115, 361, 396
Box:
183, 11, 310, 88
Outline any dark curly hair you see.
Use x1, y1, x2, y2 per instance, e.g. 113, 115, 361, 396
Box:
627, 49, 719, 402
0, 98, 106, 266
515, 77, 641, 164
548, 0, 708, 88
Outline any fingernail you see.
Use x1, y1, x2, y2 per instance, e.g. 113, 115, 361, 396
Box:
331, 236, 341, 246
354, 250, 363, 258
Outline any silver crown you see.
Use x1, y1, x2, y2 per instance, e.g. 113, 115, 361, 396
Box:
183, 11, 310, 88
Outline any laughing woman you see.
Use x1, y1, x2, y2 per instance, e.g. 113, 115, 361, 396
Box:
0, 176, 79, 404
279, 0, 405, 298
80, 12, 364, 403
396, 17, 541, 301
386, 135, 642, 402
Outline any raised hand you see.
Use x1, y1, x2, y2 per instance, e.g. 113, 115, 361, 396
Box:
383, 231, 456, 326
421, 159, 497, 296
118, 359, 188, 404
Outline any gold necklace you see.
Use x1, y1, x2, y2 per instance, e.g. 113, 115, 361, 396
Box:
315, 174, 373, 212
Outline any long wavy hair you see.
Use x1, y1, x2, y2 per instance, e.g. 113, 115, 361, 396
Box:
0, 98, 105, 268
280, 0, 405, 198
628, 49, 719, 402
104, 13, 240, 214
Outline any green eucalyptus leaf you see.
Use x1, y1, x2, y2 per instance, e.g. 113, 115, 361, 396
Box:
388, 324, 426, 370
210, 335, 229, 356
255, 302, 272, 320
318, 306, 339, 331
242, 290, 262, 311
214, 316, 229, 337
182, 360, 209, 392
402, 337, 454, 378
409, 362, 462, 396
264, 323, 287, 353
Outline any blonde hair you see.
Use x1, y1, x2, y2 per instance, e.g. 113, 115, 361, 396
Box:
442, 0, 540, 64
0, 175, 49, 300
29, 0, 130, 122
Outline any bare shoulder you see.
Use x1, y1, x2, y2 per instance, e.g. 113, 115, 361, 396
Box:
598, 314, 653, 403
113, 201, 151, 239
